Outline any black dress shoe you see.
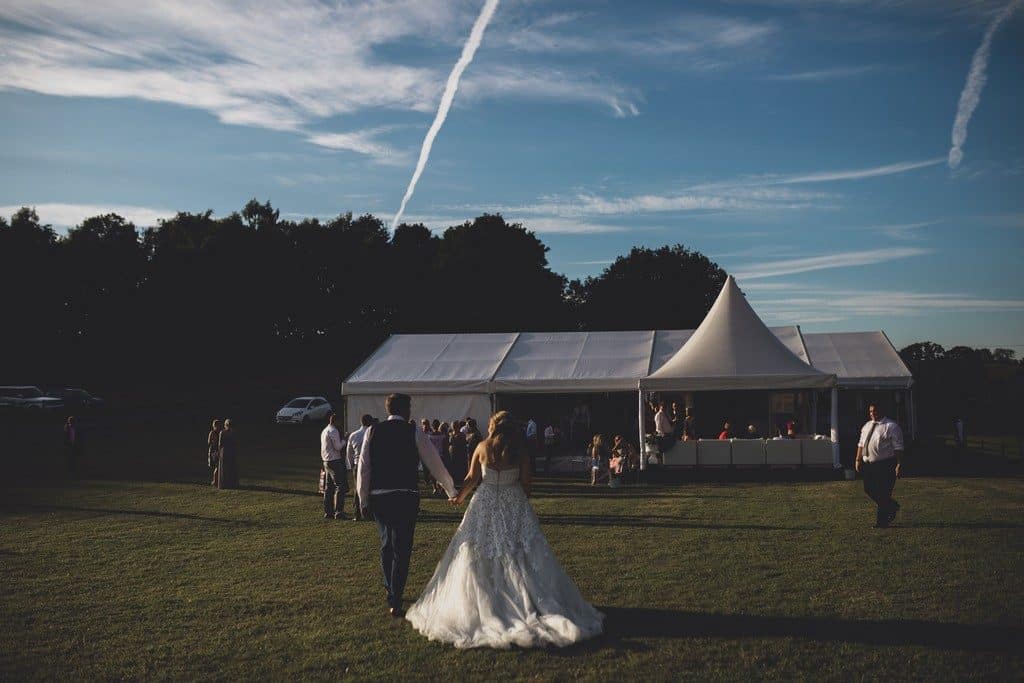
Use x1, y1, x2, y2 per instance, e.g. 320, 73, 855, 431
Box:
323, 513, 332, 519
887, 501, 900, 525
389, 607, 405, 618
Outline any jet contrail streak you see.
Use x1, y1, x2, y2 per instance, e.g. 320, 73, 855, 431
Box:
948, 0, 1021, 169
391, 0, 499, 228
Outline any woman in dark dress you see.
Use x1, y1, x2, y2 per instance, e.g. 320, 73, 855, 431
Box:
217, 419, 239, 489
207, 419, 222, 486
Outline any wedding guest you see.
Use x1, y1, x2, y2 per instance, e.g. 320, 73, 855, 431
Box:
207, 419, 222, 485
448, 421, 469, 483
321, 413, 349, 519
526, 417, 539, 472
346, 414, 375, 521
718, 421, 731, 440
543, 423, 557, 472
217, 419, 239, 489
654, 401, 674, 451
671, 401, 686, 441
63, 416, 81, 477
746, 424, 760, 439
855, 404, 904, 528
465, 420, 483, 465
682, 407, 695, 441
588, 434, 608, 486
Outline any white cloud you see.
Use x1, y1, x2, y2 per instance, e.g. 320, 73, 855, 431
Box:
0, 0, 641, 143
867, 220, 940, 239
0, 202, 175, 229
750, 284, 1024, 323
493, 12, 776, 59
754, 158, 945, 185
307, 128, 410, 166
732, 247, 931, 279
766, 65, 879, 81
462, 65, 641, 117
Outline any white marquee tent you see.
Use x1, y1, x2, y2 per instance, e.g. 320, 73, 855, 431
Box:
341, 276, 914, 456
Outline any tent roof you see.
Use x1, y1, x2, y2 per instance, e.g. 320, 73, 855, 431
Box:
803, 331, 913, 388
641, 276, 835, 391
341, 332, 517, 395
342, 282, 913, 395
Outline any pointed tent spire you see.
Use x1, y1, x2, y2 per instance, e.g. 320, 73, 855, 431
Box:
641, 275, 835, 390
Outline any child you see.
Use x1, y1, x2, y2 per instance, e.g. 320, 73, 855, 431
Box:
588, 434, 606, 486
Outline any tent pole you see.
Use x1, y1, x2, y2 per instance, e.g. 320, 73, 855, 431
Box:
830, 386, 840, 469
637, 389, 646, 472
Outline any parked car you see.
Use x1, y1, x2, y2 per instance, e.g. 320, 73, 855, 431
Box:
47, 388, 104, 410
0, 386, 65, 411
275, 396, 333, 424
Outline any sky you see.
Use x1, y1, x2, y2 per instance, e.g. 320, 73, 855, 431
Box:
1, 0, 1022, 353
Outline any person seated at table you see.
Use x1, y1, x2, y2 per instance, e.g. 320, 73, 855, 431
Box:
718, 421, 731, 440
746, 424, 760, 439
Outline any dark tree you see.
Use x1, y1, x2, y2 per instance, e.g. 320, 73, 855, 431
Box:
434, 214, 568, 332
571, 244, 727, 330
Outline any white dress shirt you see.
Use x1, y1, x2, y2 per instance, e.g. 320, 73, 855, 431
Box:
526, 419, 537, 440
857, 417, 904, 462
321, 424, 344, 463
357, 415, 456, 505
346, 425, 367, 470
655, 410, 673, 436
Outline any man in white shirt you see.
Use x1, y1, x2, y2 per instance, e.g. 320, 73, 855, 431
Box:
654, 401, 674, 452
357, 393, 457, 617
321, 413, 348, 520
855, 404, 905, 528
345, 414, 374, 521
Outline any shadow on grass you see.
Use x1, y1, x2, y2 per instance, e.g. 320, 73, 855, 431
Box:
2, 502, 255, 525
901, 521, 1024, 530
239, 484, 319, 497
538, 514, 808, 531
570, 607, 1022, 653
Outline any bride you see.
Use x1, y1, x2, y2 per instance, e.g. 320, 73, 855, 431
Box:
406, 410, 604, 649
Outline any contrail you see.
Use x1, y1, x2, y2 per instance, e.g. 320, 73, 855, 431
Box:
948, 0, 1021, 169
392, 0, 499, 228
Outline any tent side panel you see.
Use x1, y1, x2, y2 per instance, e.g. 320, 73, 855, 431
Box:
344, 393, 492, 433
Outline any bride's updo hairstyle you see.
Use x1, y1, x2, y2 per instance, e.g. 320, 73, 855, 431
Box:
483, 410, 523, 468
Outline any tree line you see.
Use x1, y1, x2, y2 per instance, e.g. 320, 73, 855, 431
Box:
0, 200, 726, 390
898, 342, 1022, 437
4, 199, 1017, 437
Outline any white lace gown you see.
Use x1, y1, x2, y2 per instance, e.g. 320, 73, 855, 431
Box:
406, 465, 604, 649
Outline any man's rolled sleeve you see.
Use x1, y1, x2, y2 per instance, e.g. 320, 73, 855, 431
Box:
356, 425, 374, 506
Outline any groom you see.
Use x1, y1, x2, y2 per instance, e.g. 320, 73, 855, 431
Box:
356, 393, 457, 617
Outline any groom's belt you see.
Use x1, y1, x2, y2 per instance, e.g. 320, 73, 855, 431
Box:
370, 488, 420, 495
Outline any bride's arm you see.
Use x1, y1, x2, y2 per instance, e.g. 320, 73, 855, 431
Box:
454, 445, 483, 505
519, 449, 531, 498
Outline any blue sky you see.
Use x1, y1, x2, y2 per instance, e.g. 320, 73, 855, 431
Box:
1, 0, 1022, 352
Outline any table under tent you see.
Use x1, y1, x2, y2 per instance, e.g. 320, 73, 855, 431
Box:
341, 276, 914, 469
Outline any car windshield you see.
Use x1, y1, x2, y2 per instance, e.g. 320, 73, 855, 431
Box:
286, 399, 310, 408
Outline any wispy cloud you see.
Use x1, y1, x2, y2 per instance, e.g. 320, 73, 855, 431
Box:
761, 158, 945, 185
732, 247, 931, 279
462, 65, 641, 117
307, 128, 410, 166
0, 202, 174, 229
948, 0, 1021, 168
494, 12, 777, 59
766, 65, 879, 81
867, 220, 940, 240
0, 0, 638, 148
750, 283, 1024, 323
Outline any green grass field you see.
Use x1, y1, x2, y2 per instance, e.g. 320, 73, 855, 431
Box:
2, 419, 1022, 680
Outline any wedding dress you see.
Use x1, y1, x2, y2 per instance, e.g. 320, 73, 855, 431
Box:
406, 464, 604, 649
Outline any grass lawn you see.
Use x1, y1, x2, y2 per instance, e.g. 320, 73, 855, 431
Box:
2, 418, 1022, 680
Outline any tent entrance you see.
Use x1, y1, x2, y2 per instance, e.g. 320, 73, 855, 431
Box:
495, 392, 639, 452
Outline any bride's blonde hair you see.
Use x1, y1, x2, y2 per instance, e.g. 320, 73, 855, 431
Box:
481, 410, 522, 468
